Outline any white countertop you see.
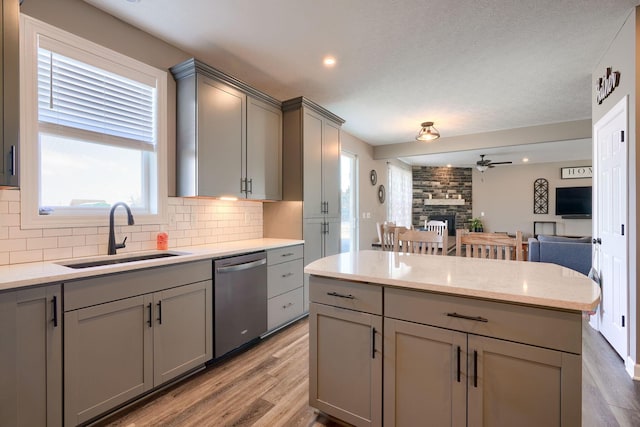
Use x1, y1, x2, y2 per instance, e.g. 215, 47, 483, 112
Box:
0, 238, 303, 292
304, 250, 600, 312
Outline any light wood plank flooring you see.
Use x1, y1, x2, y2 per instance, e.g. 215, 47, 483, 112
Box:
96, 318, 640, 427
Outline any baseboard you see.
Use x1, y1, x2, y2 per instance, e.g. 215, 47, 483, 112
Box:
625, 356, 640, 380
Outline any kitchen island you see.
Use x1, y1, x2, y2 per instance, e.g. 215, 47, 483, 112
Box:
305, 250, 600, 427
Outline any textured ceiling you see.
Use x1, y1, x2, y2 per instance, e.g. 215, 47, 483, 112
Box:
84, 0, 636, 158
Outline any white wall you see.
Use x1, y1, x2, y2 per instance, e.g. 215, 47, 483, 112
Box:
591, 7, 639, 376
472, 160, 592, 237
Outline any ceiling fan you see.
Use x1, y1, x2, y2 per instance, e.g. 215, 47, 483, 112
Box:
475, 154, 512, 172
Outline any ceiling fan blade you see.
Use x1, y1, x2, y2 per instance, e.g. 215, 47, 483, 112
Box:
488, 161, 513, 165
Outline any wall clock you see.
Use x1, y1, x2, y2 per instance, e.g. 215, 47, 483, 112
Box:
370, 169, 377, 185
378, 185, 385, 203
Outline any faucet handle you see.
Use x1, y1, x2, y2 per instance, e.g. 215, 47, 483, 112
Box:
116, 236, 128, 250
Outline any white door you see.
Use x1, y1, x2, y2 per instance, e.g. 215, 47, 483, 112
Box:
593, 95, 628, 359
340, 152, 358, 252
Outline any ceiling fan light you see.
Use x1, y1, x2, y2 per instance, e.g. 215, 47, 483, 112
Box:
476, 164, 489, 172
416, 121, 440, 141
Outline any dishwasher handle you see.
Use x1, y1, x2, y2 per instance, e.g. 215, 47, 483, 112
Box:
216, 258, 266, 273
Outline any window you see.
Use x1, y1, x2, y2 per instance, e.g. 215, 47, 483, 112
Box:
340, 152, 358, 252
387, 163, 412, 228
20, 15, 167, 228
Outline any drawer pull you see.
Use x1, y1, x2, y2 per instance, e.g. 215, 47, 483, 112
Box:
282, 302, 294, 309
281, 272, 294, 278
327, 291, 355, 299
281, 253, 295, 257
446, 312, 488, 323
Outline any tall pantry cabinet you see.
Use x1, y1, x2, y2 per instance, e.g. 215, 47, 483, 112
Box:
265, 97, 344, 312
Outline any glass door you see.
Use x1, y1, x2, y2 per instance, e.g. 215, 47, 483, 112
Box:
340, 152, 358, 252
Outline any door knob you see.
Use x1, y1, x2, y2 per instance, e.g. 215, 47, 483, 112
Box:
592, 238, 602, 244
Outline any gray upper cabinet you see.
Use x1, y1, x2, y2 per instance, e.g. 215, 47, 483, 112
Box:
171, 59, 282, 200
0, 0, 19, 187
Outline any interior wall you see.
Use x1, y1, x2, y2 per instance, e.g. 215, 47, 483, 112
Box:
472, 160, 592, 237
340, 131, 391, 249
592, 6, 638, 376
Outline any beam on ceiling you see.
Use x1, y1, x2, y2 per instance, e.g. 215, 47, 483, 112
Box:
372, 119, 592, 160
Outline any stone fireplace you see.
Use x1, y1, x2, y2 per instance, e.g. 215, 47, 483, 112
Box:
412, 166, 472, 233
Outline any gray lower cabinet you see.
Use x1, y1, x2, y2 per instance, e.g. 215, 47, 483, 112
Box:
266, 245, 304, 331
384, 287, 582, 427
63, 261, 212, 426
309, 277, 383, 427
0, 285, 62, 427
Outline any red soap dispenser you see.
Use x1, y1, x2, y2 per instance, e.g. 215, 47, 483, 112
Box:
156, 231, 168, 250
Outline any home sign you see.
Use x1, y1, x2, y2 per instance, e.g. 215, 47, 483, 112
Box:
595, 67, 620, 104
561, 166, 592, 179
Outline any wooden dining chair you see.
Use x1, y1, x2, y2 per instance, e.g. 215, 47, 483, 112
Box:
455, 230, 523, 260
424, 220, 449, 249
394, 229, 447, 255
381, 224, 407, 251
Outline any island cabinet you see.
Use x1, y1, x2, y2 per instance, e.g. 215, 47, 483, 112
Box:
266, 244, 304, 331
384, 288, 582, 427
171, 58, 282, 200
63, 261, 212, 426
0, 0, 20, 187
309, 276, 383, 427
0, 284, 62, 427
308, 275, 583, 427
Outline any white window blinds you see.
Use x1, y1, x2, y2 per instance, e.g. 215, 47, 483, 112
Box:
37, 47, 156, 151
388, 164, 413, 228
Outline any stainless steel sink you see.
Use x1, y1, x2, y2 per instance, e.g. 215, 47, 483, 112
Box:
59, 252, 187, 269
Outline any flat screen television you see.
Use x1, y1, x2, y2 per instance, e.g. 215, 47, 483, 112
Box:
555, 186, 592, 218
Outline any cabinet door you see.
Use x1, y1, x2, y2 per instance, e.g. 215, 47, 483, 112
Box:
247, 96, 282, 200
309, 303, 382, 427
303, 218, 324, 267
467, 334, 581, 427
64, 295, 153, 426
302, 108, 324, 218
0, 286, 62, 427
322, 119, 341, 218
324, 216, 341, 257
197, 75, 245, 198
1, 0, 19, 187
153, 281, 212, 386
384, 318, 466, 427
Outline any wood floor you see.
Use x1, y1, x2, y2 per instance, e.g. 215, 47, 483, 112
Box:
95, 317, 640, 427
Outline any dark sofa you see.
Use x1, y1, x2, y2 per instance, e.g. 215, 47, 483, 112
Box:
527, 235, 592, 276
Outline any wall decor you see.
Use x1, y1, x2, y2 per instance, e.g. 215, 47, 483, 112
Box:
378, 184, 385, 203
561, 166, 592, 179
595, 67, 620, 104
533, 178, 549, 214
370, 169, 377, 185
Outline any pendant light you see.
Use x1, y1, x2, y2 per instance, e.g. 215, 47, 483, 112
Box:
416, 121, 440, 141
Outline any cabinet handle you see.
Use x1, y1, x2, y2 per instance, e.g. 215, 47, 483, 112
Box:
10, 145, 16, 176
51, 296, 58, 328
281, 272, 293, 278
281, 253, 294, 257
371, 327, 376, 359
282, 302, 293, 309
456, 345, 461, 382
147, 303, 153, 328
446, 312, 488, 323
326, 291, 355, 299
157, 300, 162, 325
326, 222, 330, 235
248, 178, 253, 194
473, 350, 478, 388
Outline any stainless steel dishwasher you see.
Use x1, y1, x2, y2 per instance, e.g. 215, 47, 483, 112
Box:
213, 251, 267, 358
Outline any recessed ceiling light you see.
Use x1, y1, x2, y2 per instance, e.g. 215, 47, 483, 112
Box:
323, 56, 336, 67
522, 157, 529, 162
446, 164, 452, 168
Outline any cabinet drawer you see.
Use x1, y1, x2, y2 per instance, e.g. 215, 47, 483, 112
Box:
268, 287, 304, 330
385, 287, 582, 354
267, 245, 303, 266
65, 260, 212, 311
268, 259, 303, 298
309, 276, 382, 315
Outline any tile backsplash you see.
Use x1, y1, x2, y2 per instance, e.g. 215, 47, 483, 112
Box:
0, 190, 263, 266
